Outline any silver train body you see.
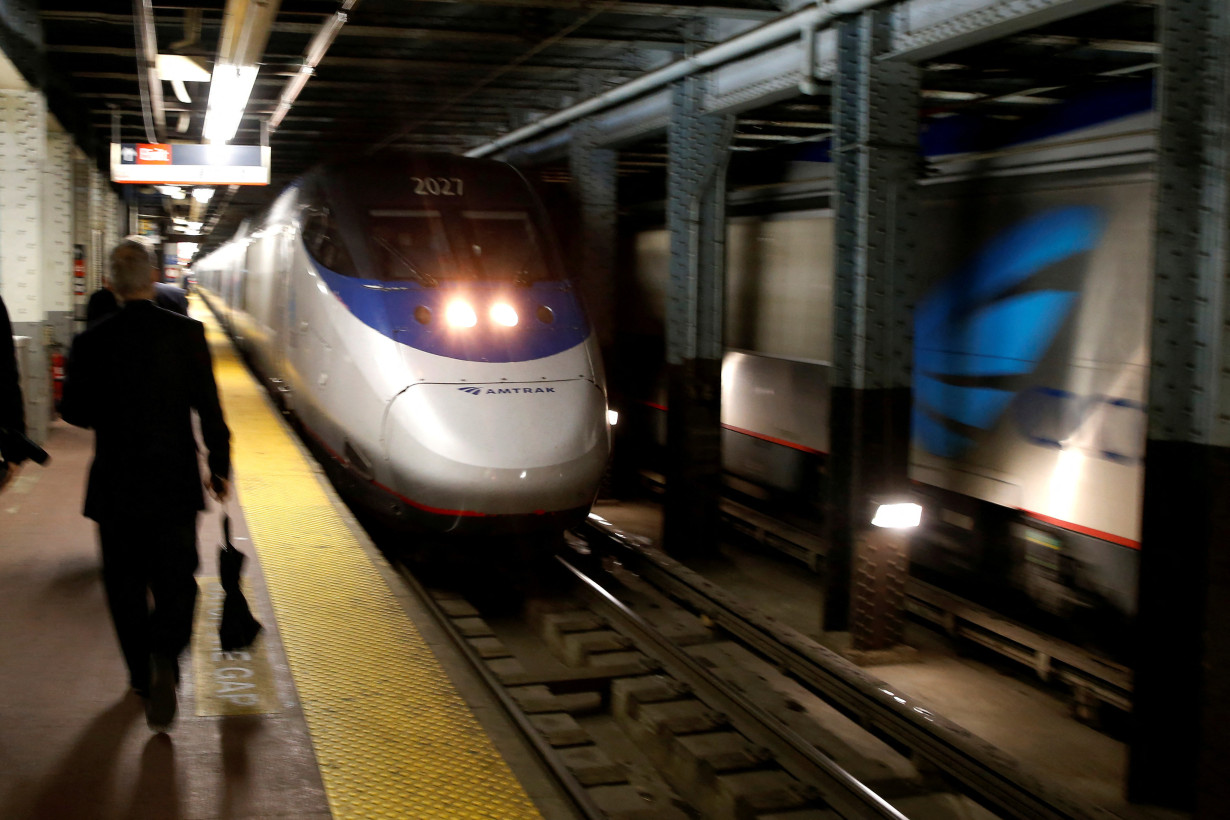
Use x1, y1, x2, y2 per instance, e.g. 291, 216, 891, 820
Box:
196, 155, 611, 535
628, 105, 1154, 655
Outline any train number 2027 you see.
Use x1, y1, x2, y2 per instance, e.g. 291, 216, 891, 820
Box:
412, 177, 464, 196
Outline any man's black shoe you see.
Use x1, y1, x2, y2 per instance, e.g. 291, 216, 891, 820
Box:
146, 653, 178, 732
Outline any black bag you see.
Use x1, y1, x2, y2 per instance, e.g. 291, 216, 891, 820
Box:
218, 513, 263, 652
0, 427, 50, 466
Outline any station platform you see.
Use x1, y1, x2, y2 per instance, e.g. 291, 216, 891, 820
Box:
0, 301, 576, 820
0, 295, 1186, 820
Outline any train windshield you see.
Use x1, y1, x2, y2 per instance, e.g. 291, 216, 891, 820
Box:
459, 210, 553, 283
369, 210, 455, 285
367, 208, 558, 284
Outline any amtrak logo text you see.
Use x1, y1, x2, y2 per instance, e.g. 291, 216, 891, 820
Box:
458, 386, 557, 395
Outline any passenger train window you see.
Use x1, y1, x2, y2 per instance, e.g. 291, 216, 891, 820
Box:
301, 205, 356, 276
459, 210, 552, 283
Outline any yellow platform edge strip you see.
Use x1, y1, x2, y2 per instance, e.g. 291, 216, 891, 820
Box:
200, 303, 541, 820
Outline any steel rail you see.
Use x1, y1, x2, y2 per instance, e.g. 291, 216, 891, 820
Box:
390, 560, 607, 820
557, 555, 911, 820
578, 516, 1112, 820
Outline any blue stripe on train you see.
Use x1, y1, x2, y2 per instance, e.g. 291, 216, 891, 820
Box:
316, 264, 591, 363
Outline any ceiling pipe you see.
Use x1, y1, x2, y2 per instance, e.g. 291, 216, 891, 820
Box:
204, 0, 283, 143
270, 1, 358, 131
465, 0, 887, 158
133, 0, 166, 143
169, 8, 203, 52
217, 0, 283, 67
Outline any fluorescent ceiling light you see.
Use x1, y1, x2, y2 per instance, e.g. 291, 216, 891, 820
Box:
156, 185, 186, 199
192, 187, 215, 203
203, 63, 258, 144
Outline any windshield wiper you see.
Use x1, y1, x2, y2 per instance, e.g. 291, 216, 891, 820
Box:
374, 235, 438, 287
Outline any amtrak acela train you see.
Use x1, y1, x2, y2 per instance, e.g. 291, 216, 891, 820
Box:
195, 154, 611, 534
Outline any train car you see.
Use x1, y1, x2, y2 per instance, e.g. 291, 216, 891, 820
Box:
195, 154, 612, 535
621, 91, 1154, 658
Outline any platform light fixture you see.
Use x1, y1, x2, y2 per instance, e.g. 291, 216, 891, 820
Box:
871, 501, 922, 529
203, 63, 258, 143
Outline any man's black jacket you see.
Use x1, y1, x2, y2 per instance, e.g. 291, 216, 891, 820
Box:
86, 284, 188, 329
61, 300, 230, 521
0, 294, 25, 464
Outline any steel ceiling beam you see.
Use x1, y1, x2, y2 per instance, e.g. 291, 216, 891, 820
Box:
364, 0, 780, 19
133, 0, 166, 143
883, 0, 1128, 62
43, 11, 691, 51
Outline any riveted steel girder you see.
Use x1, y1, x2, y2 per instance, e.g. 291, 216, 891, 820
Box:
1147, 0, 1230, 448
884, 0, 1126, 62
666, 74, 733, 366
825, 9, 920, 633
1131, 0, 1230, 812
568, 119, 618, 349
662, 48, 734, 557
831, 11, 918, 394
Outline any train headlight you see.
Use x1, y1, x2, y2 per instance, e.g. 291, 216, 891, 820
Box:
607, 409, 619, 426
445, 300, 477, 328
490, 302, 518, 327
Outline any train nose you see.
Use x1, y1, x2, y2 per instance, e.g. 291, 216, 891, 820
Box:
382, 379, 610, 512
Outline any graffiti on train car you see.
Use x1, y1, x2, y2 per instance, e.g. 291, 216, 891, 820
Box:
1012, 387, 1146, 464
913, 206, 1106, 459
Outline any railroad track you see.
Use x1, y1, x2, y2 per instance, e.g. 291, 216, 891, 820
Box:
391, 522, 1113, 820
714, 494, 1132, 719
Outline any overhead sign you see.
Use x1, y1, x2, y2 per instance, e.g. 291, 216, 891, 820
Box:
111, 142, 270, 185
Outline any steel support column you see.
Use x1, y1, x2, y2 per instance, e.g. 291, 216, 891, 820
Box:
0, 89, 49, 445
663, 48, 734, 557
42, 129, 73, 352
71, 149, 92, 322
568, 119, 618, 351
824, 10, 919, 635
1130, 0, 1230, 811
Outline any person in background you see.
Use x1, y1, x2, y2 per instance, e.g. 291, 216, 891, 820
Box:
61, 237, 230, 732
86, 237, 188, 328
0, 293, 26, 493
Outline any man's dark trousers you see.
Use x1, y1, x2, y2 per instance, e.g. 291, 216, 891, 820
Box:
98, 515, 199, 691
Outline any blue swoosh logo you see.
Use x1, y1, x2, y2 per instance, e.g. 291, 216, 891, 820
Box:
913, 206, 1105, 458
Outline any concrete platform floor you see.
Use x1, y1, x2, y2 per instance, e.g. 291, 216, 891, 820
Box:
0, 419, 579, 820
0, 421, 330, 820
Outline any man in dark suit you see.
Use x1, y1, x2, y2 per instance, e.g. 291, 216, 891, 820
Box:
62, 237, 231, 732
155, 280, 190, 315
0, 293, 26, 493
85, 238, 188, 329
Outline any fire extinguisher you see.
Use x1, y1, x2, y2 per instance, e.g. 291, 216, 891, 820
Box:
50, 346, 66, 411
